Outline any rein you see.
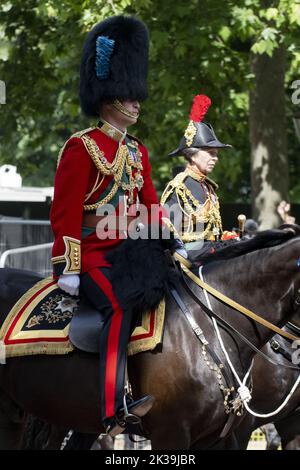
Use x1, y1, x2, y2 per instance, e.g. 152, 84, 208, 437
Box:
170, 251, 300, 426
176, 255, 300, 343
170, 286, 234, 389
169, 281, 241, 439
172, 255, 300, 371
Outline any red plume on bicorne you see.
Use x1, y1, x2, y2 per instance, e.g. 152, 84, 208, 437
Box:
189, 94, 211, 122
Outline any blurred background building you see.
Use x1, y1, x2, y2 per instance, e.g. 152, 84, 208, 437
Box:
0, 165, 53, 276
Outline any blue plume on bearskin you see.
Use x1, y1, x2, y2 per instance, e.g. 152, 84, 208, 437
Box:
95, 36, 115, 80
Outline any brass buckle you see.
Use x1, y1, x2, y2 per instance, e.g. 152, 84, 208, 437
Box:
271, 339, 280, 351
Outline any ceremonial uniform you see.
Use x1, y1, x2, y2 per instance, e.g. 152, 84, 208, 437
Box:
161, 94, 237, 253
50, 16, 160, 433
161, 166, 222, 245
51, 122, 159, 276
50, 120, 161, 421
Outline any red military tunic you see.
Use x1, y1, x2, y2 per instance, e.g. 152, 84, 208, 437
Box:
50, 122, 161, 276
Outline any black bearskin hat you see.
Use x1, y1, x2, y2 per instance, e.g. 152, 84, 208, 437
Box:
169, 94, 232, 157
79, 15, 149, 117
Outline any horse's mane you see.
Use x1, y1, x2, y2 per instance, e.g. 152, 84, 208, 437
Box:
191, 225, 300, 266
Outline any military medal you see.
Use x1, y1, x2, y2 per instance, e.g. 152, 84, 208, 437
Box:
135, 174, 144, 191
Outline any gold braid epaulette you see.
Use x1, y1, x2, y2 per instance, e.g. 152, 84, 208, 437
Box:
56, 127, 97, 168
160, 171, 189, 206
205, 176, 218, 190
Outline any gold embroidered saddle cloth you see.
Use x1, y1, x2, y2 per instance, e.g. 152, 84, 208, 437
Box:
0, 277, 165, 359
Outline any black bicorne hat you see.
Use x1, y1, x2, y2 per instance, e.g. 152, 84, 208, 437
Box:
169, 94, 232, 157
79, 16, 149, 117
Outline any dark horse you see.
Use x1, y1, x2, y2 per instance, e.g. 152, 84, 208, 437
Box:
208, 226, 300, 450
1, 230, 300, 450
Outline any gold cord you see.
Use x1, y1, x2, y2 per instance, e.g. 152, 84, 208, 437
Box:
84, 172, 105, 202
81, 135, 144, 211
161, 170, 222, 241
113, 100, 138, 118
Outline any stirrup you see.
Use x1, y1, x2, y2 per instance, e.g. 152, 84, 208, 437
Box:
119, 393, 142, 425
123, 412, 142, 426
104, 411, 141, 438
105, 419, 126, 438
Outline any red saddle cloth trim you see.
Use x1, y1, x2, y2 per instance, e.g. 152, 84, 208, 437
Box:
131, 313, 155, 341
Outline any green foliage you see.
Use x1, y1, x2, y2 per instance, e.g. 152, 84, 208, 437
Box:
0, 0, 299, 203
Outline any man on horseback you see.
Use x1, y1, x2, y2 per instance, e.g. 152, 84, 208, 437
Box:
161, 94, 239, 256
50, 16, 172, 437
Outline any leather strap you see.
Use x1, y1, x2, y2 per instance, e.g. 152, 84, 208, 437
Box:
170, 288, 208, 345
270, 338, 293, 363
82, 213, 138, 229
170, 287, 234, 390
170, 286, 238, 440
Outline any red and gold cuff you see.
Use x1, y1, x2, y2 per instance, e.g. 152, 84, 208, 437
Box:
51, 236, 81, 276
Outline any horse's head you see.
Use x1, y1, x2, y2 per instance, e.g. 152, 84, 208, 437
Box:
191, 227, 300, 348
277, 223, 300, 319
269, 235, 300, 323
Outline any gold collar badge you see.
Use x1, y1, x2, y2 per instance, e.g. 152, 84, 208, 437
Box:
98, 119, 126, 143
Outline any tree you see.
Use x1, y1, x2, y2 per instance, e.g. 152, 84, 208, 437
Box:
230, 0, 300, 227
0, 0, 251, 195
250, 45, 287, 228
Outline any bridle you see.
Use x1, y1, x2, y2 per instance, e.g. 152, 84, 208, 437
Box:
168, 252, 300, 440
176, 253, 300, 343
171, 253, 300, 371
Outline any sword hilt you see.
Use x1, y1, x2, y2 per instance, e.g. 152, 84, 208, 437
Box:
237, 214, 246, 238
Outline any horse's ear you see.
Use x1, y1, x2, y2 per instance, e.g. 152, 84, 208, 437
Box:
279, 224, 300, 236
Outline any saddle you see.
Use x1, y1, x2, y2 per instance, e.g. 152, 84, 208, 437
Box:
69, 298, 105, 354
69, 294, 165, 356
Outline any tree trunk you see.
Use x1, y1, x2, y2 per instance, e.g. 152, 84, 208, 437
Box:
250, 45, 287, 229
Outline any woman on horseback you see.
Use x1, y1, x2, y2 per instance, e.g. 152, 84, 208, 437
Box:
161, 94, 239, 256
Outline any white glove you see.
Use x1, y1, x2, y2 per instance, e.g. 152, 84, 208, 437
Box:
175, 246, 188, 259
174, 238, 188, 259
58, 274, 80, 296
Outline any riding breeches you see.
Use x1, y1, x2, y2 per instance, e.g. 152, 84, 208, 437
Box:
80, 267, 134, 421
